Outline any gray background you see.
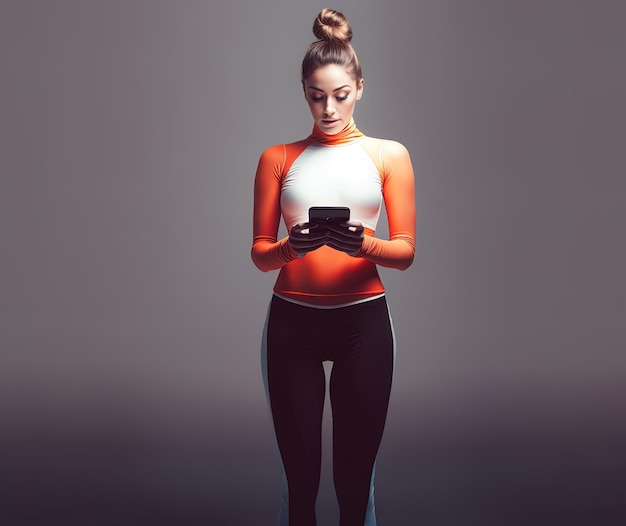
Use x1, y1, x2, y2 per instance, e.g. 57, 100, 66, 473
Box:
1, 1, 625, 524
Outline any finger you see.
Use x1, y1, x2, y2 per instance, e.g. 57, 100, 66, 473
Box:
326, 228, 363, 244
291, 238, 327, 250
292, 245, 326, 256
344, 221, 363, 234
325, 221, 363, 235
292, 221, 323, 233
326, 233, 363, 248
290, 235, 328, 253
291, 229, 328, 242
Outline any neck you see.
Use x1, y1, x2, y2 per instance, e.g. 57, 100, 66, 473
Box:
310, 118, 363, 146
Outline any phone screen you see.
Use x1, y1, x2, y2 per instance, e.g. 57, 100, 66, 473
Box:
308, 206, 350, 224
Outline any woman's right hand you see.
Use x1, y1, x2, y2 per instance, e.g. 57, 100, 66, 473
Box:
288, 222, 327, 257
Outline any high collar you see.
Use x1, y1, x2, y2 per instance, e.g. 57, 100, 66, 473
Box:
309, 118, 364, 146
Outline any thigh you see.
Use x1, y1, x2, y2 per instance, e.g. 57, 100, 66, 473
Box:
329, 298, 394, 425
266, 297, 327, 466
329, 298, 395, 523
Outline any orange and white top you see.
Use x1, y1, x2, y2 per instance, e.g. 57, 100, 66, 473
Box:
252, 119, 415, 307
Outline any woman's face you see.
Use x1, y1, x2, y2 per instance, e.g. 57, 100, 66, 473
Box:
303, 64, 364, 134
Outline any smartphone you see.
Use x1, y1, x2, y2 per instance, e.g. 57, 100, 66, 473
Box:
308, 206, 350, 224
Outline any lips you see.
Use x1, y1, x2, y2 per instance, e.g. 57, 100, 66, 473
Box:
321, 119, 340, 127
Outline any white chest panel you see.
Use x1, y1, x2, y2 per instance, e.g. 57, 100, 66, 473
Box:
280, 140, 382, 231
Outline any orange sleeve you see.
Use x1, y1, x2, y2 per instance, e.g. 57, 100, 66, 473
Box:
355, 140, 416, 270
251, 144, 298, 272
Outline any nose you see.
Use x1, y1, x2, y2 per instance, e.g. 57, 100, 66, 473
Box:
323, 99, 335, 117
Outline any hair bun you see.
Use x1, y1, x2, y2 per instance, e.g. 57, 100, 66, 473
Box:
313, 8, 352, 43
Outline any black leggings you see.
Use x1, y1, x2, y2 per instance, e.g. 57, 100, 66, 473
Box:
264, 294, 395, 526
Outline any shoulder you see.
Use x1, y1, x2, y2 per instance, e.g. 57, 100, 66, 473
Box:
377, 138, 411, 159
256, 139, 312, 179
361, 136, 409, 154
258, 139, 311, 163
258, 143, 285, 163
359, 136, 412, 171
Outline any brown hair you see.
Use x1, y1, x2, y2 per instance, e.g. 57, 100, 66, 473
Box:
301, 8, 362, 85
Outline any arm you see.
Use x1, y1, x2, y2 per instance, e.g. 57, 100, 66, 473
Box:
356, 140, 416, 270
251, 145, 298, 272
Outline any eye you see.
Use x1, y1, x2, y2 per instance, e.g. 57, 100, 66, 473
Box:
336, 95, 349, 101
310, 96, 324, 102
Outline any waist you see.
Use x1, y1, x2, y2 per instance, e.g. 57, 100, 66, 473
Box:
273, 245, 384, 307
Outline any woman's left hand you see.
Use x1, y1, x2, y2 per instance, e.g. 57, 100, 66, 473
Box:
325, 221, 364, 256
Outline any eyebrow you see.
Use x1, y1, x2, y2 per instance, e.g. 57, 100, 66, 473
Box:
308, 85, 351, 93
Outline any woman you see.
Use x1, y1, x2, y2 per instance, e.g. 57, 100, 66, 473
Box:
252, 8, 415, 526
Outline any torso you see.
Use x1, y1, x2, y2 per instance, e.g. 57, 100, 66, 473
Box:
273, 133, 388, 306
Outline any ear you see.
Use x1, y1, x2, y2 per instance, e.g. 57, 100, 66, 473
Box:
355, 78, 364, 100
